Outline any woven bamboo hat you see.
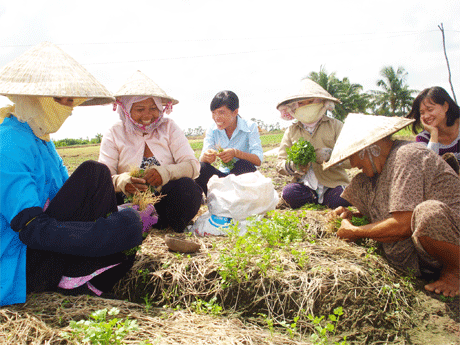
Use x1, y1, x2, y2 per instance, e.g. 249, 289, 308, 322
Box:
322, 113, 415, 170
276, 78, 341, 109
114, 70, 179, 105
0, 42, 114, 106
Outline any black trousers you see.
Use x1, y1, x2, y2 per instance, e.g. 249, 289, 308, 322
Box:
195, 159, 257, 195
117, 177, 203, 233
154, 177, 202, 232
26, 161, 135, 294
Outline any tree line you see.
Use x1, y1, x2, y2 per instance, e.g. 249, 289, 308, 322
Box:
53, 133, 103, 147
307, 65, 417, 121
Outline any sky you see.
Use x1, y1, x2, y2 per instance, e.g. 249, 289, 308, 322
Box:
0, 0, 459, 140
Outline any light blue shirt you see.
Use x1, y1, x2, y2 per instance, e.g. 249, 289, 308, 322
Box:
0, 116, 68, 306
200, 116, 263, 172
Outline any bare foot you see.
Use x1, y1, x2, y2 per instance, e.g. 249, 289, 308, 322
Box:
425, 270, 459, 297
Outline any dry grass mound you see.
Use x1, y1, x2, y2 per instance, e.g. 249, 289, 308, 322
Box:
113, 209, 418, 343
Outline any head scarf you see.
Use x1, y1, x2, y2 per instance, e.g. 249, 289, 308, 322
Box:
114, 96, 173, 135
278, 99, 335, 123
0, 95, 86, 141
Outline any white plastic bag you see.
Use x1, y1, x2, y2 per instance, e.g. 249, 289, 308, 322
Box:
206, 171, 279, 220
187, 211, 257, 237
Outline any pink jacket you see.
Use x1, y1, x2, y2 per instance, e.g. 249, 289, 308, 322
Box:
99, 118, 200, 193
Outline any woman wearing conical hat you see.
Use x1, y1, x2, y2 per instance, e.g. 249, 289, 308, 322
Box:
327, 114, 460, 297
0, 42, 144, 307
276, 78, 351, 209
98, 70, 202, 233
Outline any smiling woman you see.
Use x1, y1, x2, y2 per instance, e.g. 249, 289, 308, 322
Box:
195, 90, 264, 195
407, 86, 460, 173
130, 98, 160, 126
99, 70, 202, 233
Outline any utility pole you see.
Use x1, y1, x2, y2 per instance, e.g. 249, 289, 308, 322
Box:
438, 23, 457, 103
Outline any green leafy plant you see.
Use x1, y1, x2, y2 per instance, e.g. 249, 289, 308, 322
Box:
61, 307, 138, 344
143, 294, 153, 313
333, 215, 370, 230
216, 146, 236, 170
286, 138, 316, 167
258, 313, 275, 335
279, 316, 300, 339
190, 297, 223, 316
218, 211, 310, 284
307, 307, 349, 345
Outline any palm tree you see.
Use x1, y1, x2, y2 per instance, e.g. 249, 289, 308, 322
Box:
371, 66, 416, 116
307, 67, 369, 121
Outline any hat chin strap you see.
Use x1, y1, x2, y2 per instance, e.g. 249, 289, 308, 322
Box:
369, 152, 379, 175
359, 144, 381, 175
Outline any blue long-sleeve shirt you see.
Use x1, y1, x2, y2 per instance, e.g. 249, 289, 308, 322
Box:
0, 116, 68, 306
200, 116, 263, 172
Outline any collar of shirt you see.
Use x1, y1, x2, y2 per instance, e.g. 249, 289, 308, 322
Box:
212, 115, 250, 139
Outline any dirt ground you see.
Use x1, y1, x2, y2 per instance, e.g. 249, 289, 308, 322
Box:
260, 154, 460, 345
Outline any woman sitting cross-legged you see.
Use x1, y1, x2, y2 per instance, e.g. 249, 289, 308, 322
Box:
99, 70, 202, 233
195, 90, 263, 195
0, 42, 143, 306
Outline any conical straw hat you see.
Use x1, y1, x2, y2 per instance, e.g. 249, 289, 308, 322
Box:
276, 78, 340, 109
114, 70, 179, 105
0, 42, 114, 106
322, 113, 415, 170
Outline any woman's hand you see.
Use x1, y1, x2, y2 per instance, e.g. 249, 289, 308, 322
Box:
217, 148, 236, 163
336, 219, 361, 242
330, 206, 353, 220
296, 162, 311, 174
315, 147, 332, 164
125, 177, 148, 194
144, 168, 163, 187
421, 117, 439, 142
202, 149, 218, 164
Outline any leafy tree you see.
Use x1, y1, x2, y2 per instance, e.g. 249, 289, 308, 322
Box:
370, 66, 416, 116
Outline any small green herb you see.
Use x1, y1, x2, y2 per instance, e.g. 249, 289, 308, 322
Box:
286, 138, 316, 167
307, 307, 349, 345
190, 297, 223, 316
61, 307, 139, 344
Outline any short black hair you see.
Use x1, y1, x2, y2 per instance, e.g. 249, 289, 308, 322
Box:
407, 86, 459, 133
210, 90, 239, 111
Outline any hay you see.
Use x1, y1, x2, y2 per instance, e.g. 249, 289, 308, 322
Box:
131, 190, 163, 212
2, 293, 308, 344
113, 210, 417, 342
127, 165, 164, 211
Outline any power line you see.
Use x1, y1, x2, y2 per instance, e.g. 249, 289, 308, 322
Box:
0, 29, 442, 48
81, 31, 428, 65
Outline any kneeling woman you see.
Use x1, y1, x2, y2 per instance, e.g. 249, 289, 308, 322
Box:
99, 71, 202, 233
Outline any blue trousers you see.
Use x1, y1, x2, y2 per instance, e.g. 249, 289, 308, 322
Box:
282, 182, 350, 209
